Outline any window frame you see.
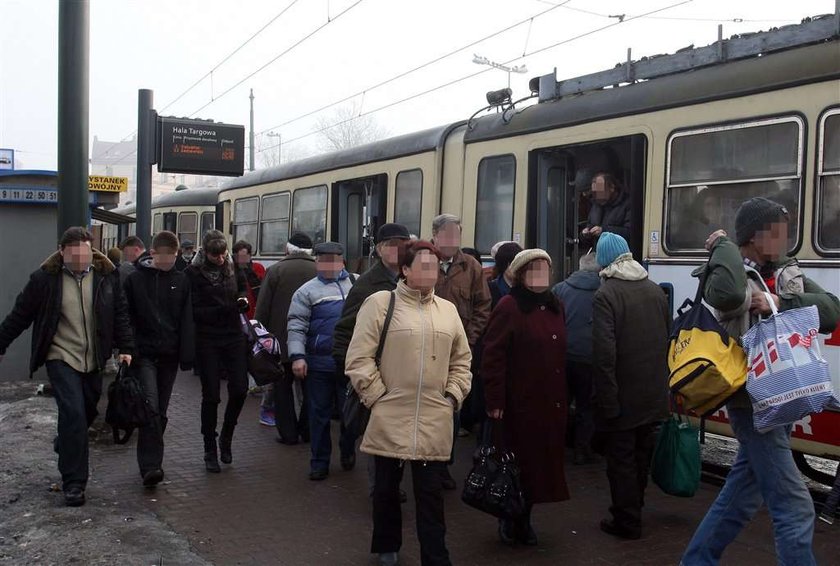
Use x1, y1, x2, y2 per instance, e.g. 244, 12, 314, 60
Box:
663, 114, 806, 255
814, 106, 840, 256
153, 213, 162, 235
200, 211, 215, 237
394, 168, 424, 237
475, 154, 516, 255
232, 196, 260, 249
259, 191, 292, 256
291, 185, 328, 244
177, 211, 198, 248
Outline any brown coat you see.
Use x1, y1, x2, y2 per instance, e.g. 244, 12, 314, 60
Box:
435, 250, 491, 346
345, 281, 472, 461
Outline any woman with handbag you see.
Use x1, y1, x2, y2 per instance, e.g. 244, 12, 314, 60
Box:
481, 248, 570, 546
345, 240, 472, 566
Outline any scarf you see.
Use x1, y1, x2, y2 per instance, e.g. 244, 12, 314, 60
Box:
510, 285, 559, 314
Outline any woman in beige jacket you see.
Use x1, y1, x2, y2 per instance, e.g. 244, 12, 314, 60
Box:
346, 240, 472, 566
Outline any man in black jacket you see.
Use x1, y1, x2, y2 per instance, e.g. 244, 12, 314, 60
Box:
124, 231, 194, 487
0, 227, 134, 507
582, 172, 632, 243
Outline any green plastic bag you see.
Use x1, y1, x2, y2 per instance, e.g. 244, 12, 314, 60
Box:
651, 415, 701, 497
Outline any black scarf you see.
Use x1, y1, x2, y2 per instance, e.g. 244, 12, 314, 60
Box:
510, 285, 560, 314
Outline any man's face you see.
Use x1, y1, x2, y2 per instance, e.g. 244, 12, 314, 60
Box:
60, 241, 93, 273
234, 248, 252, 268
150, 247, 177, 272
752, 220, 789, 263
316, 254, 344, 279
377, 239, 402, 269
123, 245, 145, 263
181, 246, 195, 261
590, 176, 614, 205
433, 223, 461, 259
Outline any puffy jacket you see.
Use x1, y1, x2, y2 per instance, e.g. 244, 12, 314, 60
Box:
287, 271, 355, 373
124, 254, 195, 365
587, 189, 632, 241
0, 250, 134, 375
185, 251, 247, 339
553, 270, 601, 362
345, 281, 473, 461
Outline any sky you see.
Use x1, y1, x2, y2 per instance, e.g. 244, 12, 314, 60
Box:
0, 0, 834, 171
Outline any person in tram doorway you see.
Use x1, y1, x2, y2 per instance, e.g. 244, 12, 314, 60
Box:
553, 251, 602, 465
118, 235, 146, 286
185, 230, 249, 473
254, 232, 316, 445
123, 230, 194, 487
482, 248, 570, 546
431, 213, 491, 490
0, 227, 134, 507
345, 240, 472, 566
286, 242, 357, 480
681, 197, 840, 566
591, 232, 671, 540
581, 172, 632, 243
174, 239, 195, 272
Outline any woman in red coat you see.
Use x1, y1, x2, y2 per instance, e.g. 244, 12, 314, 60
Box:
481, 248, 569, 546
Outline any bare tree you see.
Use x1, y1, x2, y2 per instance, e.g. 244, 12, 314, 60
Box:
256, 134, 311, 169
314, 102, 388, 153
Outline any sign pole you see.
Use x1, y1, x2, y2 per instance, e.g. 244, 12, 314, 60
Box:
57, 0, 90, 238
136, 89, 154, 247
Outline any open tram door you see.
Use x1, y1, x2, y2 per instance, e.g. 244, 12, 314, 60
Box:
528, 135, 647, 284
331, 173, 387, 274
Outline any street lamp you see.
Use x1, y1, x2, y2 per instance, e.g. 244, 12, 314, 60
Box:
266, 131, 282, 166
472, 54, 528, 88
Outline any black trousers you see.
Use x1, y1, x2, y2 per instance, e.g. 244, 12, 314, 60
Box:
196, 334, 248, 442
135, 356, 178, 475
604, 423, 657, 532
567, 360, 596, 453
372, 456, 451, 566
273, 362, 309, 443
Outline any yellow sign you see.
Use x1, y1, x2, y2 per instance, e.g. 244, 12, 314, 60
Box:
88, 175, 128, 193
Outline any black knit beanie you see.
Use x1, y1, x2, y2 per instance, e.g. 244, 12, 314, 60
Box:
734, 197, 788, 246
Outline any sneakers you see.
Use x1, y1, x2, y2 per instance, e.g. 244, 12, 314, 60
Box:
64, 487, 86, 507
142, 469, 164, 488
259, 408, 276, 427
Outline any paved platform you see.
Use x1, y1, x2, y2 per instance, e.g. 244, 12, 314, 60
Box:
88, 372, 838, 565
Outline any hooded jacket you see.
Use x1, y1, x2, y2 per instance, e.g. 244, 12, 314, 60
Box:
124, 254, 195, 365
185, 250, 247, 339
553, 269, 601, 362
0, 250, 134, 375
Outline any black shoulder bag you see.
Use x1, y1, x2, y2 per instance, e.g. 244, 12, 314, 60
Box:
342, 291, 395, 438
105, 362, 152, 444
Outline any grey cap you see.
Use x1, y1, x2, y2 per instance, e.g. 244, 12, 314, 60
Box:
313, 241, 344, 256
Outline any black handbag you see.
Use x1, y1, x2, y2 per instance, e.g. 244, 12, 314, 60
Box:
342, 291, 396, 438
241, 314, 285, 386
105, 362, 152, 444
461, 419, 527, 520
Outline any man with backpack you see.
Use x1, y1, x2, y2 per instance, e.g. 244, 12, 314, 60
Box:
681, 197, 840, 565
0, 227, 134, 506
124, 230, 194, 487
287, 242, 356, 480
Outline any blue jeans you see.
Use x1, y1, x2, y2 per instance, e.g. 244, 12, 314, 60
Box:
681, 407, 816, 566
307, 370, 354, 472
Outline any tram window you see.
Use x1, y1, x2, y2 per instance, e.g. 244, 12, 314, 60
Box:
475, 155, 515, 254
292, 185, 327, 245
261, 192, 291, 255
665, 118, 803, 252
817, 112, 840, 251
178, 212, 198, 248
395, 169, 422, 237
200, 211, 215, 237
233, 197, 259, 249
153, 213, 162, 235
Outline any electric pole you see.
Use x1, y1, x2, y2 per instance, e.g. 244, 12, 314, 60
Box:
249, 89, 255, 172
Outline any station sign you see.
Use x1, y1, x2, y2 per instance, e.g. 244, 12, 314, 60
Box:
0, 148, 14, 170
88, 175, 128, 192
157, 117, 244, 177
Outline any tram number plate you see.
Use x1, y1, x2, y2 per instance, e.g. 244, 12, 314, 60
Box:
0, 188, 58, 204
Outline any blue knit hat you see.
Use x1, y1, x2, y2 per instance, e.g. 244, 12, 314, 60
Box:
596, 232, 630, 267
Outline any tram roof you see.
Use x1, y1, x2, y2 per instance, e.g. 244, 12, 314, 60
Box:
464, 40, 840, 144
220, 123, 464, 194
152, 186, 223, 208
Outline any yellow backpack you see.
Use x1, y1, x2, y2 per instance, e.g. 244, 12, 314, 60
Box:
668, 274, 747, 416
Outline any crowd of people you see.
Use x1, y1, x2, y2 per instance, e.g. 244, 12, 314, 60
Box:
0, 185, 837, 566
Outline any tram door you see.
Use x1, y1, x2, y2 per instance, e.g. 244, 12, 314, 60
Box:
332, 173, 387, 274
162, 212, 177, 233
532, 152, 579, 283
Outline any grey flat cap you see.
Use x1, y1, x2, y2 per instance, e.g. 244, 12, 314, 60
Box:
313, 241, 344, 256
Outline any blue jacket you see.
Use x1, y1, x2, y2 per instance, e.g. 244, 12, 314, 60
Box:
552, 270, 601, 363
287, 270, 355, 373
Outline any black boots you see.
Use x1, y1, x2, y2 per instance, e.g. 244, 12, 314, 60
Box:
204, 437, 221, 473
219, 426, 234, 464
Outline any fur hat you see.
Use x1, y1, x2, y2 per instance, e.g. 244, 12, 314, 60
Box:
508, 249, 552, 279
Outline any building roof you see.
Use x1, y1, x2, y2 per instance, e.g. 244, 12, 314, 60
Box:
90, 137, 137, 166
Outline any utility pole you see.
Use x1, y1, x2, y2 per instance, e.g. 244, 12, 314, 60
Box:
267, 131, 281, 166
135, 89, 155, 247
249, 89, 255, 172
57, 0, 90, 237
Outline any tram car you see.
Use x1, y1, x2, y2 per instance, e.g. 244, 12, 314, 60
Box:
216, 17, 839, 470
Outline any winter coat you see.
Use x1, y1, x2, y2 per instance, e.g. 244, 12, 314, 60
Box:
693, 236, 840, 408
488, 276, 512, 310
0, 250, 134, 375
287, 271, 355, 373
435, 249, 491, 347
254, 252, 317, 362
345, 281, 472, 461
332, 260, 398, 371
481, 288, 570, 504
587, 189, 632, 241
553, 270, 601, 363
185, 251, 247, 340
592, 254, 671, 431
124, 254, 195, 365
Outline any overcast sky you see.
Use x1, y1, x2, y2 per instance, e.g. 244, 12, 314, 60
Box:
0, 0, 833, 170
